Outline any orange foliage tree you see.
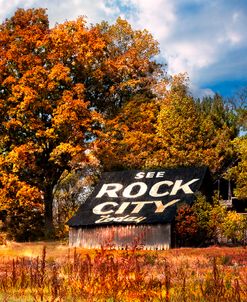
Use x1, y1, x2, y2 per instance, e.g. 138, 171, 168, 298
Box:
175, 204, 199, 245
96, 75, 238, 174
0, 8, 161, 238
95, 94, 160, 170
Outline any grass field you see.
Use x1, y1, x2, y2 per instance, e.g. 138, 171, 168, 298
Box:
0, 242, 246, 301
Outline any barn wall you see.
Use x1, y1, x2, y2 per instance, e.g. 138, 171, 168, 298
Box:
69, 224, 171, 250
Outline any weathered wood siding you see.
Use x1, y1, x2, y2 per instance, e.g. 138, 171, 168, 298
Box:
69, 224, 171, 250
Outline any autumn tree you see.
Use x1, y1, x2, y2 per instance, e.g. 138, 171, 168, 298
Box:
0, 8, 161, 238
97, 74, 238, 174
228, 86, 247, 131
95, 93, 160, 170
220, 211, 247, 244
0, 6, 101, 234
175, 193, 239, 246
148, 75, 237, 172
89, 18, 163, 116
227, 136, 247, 200
175, 204, 199, 246
53, 163, 100, 238
224, 87, 247, 203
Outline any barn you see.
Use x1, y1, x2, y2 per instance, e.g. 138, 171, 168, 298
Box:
67, 167, 211, 249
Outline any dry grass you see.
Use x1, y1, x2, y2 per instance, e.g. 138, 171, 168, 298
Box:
0, 241, 74, 260
0, 242, 246, 301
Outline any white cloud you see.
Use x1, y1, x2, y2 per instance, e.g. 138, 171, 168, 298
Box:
43, 0, 117, 26
127, 0, 176, 41
120, 0, 247, 96
0, 0, 247, 97
0, 0, 117, 26
190, 84, 215, 99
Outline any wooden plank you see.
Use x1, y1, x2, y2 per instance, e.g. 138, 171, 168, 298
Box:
69, 224, 171, 250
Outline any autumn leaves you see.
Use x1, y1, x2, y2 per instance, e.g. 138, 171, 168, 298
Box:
0, 8, 246, 239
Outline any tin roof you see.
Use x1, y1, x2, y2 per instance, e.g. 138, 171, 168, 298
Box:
67, 167, 210, 227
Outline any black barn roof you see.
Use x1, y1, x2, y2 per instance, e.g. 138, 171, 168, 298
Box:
67, 167, 210, 227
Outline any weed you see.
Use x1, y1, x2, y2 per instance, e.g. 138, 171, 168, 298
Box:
0, 245, 246, 301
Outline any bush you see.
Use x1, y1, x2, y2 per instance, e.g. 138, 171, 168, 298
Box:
0, 232, 7, 245
5, 206, 44, 242
175, 204, 199, 246
175, 193, 247, 246
175, 194, 213, 246
220, 211, 247, 244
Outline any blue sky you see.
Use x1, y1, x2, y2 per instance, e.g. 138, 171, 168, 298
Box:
1, 0, 247, 98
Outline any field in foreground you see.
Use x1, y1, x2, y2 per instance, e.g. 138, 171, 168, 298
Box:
0, 242, 246, 301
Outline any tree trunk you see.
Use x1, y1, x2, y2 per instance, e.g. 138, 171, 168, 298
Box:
44, 186, 55, 239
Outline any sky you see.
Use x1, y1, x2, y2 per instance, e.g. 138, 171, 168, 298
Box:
1, 0, 247, 99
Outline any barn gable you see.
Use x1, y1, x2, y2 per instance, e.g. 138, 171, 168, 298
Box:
67, 167, 210, 249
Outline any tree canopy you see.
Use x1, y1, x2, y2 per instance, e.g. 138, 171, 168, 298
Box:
0, 8, 162, 238
97, 75, 238, 174
0, 8, 245, 240
227, 136, 247, 200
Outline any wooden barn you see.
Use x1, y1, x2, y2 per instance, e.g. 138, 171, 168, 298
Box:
67, 167, 211, 250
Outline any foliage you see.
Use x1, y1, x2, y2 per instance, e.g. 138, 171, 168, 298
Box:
0, 7, 244, 242
192, 193, 212, 234
0, 8, 101, 238
0, 245, 247, 301
207, 199, 227, 243
229, 86, 247, 131
91, 18, 163, 116
95, 94, 160, 170
175, 192, 247, 246
175, 204, 199, 245
152, 76, 237, 172
97, 74, 238, 174
53, 164, 100, 238
0, 232, 7, 245
0, 8, 161, 238
0, 171, 44, 240
175, 194, 213, 246
227, 136, 247, 199
221, 211, 247, 244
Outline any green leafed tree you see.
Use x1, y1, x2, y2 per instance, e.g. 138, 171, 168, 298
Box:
227, 136, 247, 200
149, 75, 238, 173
